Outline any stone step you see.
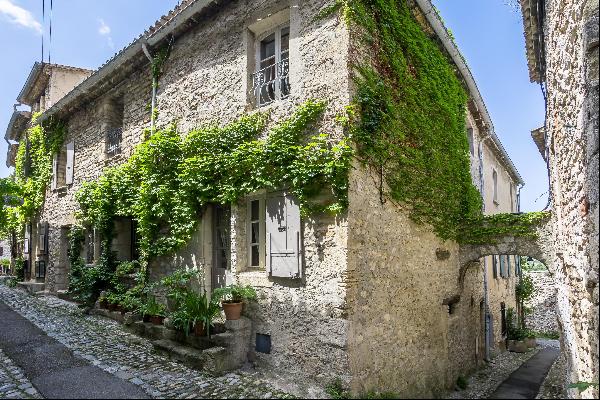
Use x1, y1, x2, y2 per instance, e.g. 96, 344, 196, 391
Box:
16, 282, 45, 294
152, 339, 234, 375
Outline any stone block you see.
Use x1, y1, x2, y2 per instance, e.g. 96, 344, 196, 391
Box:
225, 317, 251, 332
507, 340, 528, 353
200, 346, 233, 376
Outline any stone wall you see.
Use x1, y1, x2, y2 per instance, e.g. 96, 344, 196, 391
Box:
543, 0, 599, 397
524, 271, 558, 333
346, 163, 488, 397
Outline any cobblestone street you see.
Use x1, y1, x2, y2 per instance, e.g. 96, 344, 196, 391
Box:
0, 284, 294, 399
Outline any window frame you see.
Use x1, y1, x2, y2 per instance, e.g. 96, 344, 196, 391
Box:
492, 169, 499, 205
247, 194, 266, 270
253, 23, 290, 107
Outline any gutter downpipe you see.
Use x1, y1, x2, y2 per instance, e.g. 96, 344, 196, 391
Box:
141, 42, 157, 135
479, 132, 493, 362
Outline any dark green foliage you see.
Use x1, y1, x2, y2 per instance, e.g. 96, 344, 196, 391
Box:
212, 284, 258, 303
345, 0, 482, 241
456, 375, 468, 390
325, 378, 350, 399
67, 226, 118, 307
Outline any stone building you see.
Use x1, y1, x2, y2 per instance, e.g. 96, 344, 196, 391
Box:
0, 240, 10, 274
520, 0, 599, 397
524, 269, 559, 334
4, 0, 524, 396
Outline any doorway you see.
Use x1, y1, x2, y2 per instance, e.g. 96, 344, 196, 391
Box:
212, 204, 231, 290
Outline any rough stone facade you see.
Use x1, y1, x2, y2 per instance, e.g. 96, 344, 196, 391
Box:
5, 0, 526, 397
521, 0, 599, 397
525, 271, 559, 334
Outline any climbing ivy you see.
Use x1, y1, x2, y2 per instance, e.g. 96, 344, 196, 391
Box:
337, 0, 483, 241
459, 211, 550, 245
0, 115, 65, 238
76, 100, 352, 260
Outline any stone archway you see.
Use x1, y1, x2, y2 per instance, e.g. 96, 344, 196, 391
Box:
457, 215, 554, 292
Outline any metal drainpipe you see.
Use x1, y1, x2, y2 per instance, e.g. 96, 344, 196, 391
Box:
479, 132, 492, 362
141, 43, 157, 135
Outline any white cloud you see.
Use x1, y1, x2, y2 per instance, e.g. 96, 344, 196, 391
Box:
98, 18, 111, 36
0, 0, 43, 34
98, 18, 114, 49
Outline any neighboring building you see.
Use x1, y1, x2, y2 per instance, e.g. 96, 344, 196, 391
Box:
4, 63, 92, 283
0, 239, 10, 275
524, 269, 559, 334
4, 0, 523, 396
520, 0, 599, 398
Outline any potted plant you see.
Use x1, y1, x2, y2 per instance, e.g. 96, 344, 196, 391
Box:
169, 290, 220, 336
213, 284, 257, 320
524, 330, 537, 348
141, 296, 167, 325
106, 292, 120, 312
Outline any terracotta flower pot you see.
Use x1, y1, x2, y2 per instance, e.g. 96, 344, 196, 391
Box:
222, 302, 243, 320
193, 322, 206, 337
149, 315, 165, 325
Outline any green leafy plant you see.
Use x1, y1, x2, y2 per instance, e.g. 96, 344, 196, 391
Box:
212, 284, 257, 304
456, 375, 468, 390
140, 296, 166, 317
169, 290, 220, 336
325, 378, 350, 399
568, 381, 599, 393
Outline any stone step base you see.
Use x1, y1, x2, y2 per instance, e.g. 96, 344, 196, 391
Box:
152, 339, 233, 375
17, 282, 45, 294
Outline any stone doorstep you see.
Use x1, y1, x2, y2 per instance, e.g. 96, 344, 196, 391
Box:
152, 339, 232, 375
90, 307, 126, 323
16, 282, 45, 295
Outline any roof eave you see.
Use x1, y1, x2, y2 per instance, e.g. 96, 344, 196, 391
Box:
39, 0, 213, 124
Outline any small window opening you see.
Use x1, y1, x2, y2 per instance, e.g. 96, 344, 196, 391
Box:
256, 333, 272, 354
253, 25, 290, 107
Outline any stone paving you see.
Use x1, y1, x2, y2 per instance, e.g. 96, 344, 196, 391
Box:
0, 349, 42, 399
443, 339, 561, 399
0, 283, 294, 399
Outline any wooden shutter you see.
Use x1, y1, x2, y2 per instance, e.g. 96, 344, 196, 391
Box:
266, 192, 302, 278
24, 224, 31, 254
51, 154, 58, 190
66, 141, 75, 185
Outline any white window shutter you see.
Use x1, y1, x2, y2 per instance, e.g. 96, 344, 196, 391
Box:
66, 141, 75, 185
266, 192, 302, 279
51, 154, 58, 190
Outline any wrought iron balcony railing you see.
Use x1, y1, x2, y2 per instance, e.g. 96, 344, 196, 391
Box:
105, 127, 123, 158
252, 58, 290, 107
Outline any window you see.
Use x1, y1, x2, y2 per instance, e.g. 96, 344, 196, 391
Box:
507, 256, 511, 277
104, 97, 124, 158
52, 141, 74, 189
85, 227, 96, 264
492, 169, 499, 204
248, 198, 265, 269
467, 127, 475, 156
253, 25, 290, 107
500, 302, 507, 337
247, 191, 303, 278
38, 222, 48, 256
510, 183, 515, 212
499, 255, 507, 278
24, 224, 31, 255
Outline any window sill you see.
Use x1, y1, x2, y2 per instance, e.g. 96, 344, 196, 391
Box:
53, 186, 68, 195
237, 269, 273, 288
104, 153, 124, 165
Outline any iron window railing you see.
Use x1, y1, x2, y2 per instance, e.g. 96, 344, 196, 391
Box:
35, 260, 46, 279
252, 58, 290, 107
105, 127, 123, 158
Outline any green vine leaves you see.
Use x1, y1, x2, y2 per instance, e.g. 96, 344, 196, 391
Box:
76, 100, 353, 260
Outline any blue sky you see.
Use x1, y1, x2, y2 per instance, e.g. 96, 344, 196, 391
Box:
0, 0, 548, 211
